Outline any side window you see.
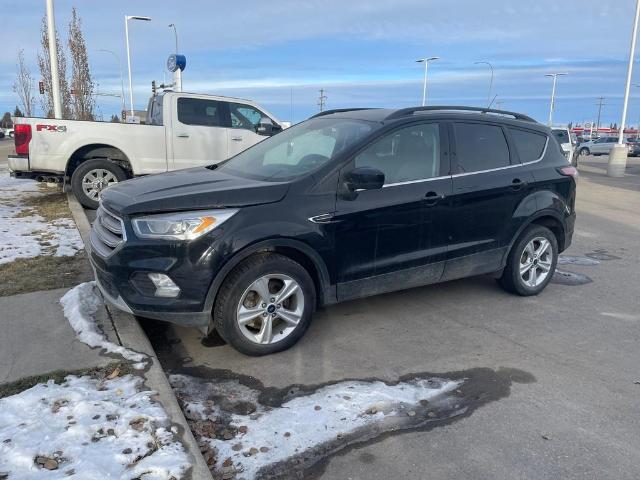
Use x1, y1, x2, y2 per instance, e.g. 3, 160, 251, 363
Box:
230, 102, 267, 131
177, 97, 223, 127
354, 123, 441, 185
453, 123, 510, 173
509, 128, 547, 163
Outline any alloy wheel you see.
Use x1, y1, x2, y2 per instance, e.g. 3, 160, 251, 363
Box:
81, 168, 119, 200
519, 236, 553, 287
236, 273, 305, 345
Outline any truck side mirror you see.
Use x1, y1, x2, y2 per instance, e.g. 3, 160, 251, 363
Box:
257, 117, 274, 136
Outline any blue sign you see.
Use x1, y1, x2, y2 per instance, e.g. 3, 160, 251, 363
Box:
167, 54, 186, 72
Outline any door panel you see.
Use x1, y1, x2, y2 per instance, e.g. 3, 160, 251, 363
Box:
333, 122, 451, 301
170, 96, 228, 170
444, 121, 534, 281
227, 102, 277, 157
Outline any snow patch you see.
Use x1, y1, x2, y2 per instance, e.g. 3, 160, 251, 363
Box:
557, 255, 600, 266
0, 374, 190, 479
0, 164, 83, 264
61, 282, 148, 369
172, 374, 462, 479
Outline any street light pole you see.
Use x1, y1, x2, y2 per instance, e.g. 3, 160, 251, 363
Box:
124, 15, 151, 118
168, 23, 178, 54
474, 61, 494, 107
416, 56, 439, 106
45, 0, 62, 118
545, 72, 567, 126
98, 49, 126, 117
608, 0, 640, 176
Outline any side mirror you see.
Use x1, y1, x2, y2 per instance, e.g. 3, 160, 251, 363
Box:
257, 117, 274, 136
346, 167, 385, 192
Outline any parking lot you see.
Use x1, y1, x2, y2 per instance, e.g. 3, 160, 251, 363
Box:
138, 154, 640, 479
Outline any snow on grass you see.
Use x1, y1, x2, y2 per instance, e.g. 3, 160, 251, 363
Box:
0, 374, 190, 479
172, 374, 462, 479
0, 164, 83, 265
61, 282, 148, 369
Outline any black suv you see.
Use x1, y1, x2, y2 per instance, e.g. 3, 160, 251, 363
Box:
91, 106, 577, 355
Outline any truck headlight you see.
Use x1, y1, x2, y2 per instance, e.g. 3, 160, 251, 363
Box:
132, 209, 238, 240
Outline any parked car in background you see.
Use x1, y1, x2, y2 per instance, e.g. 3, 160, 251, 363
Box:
0, 130, 4, 139
578, 136, 631, 156
91, 105, 577, 355
552, 127, 575, 165
7, 92, 284, 208
3, 128, 13, 138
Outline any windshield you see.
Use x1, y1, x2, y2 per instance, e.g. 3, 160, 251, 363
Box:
217, 118, 375, 181
552, 129, 570, 144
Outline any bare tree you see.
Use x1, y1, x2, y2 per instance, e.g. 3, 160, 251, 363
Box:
12, 50, 35, 117
37, 15, 72, 118
68, 8, 95, 120
110, 114, 120, 123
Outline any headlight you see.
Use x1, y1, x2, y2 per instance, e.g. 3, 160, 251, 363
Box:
132, 209, 239, 240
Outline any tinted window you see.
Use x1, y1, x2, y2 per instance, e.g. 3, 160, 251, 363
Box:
509, 128, 547, 163
552, 129, 569, 144
177, 97, 223, 127
355, 123, 441, 185
453, 123, 510, 173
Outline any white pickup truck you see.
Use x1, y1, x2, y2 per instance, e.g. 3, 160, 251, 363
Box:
8, 91, 284, 208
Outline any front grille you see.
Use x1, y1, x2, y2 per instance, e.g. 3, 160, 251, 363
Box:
91, 205, 125, 257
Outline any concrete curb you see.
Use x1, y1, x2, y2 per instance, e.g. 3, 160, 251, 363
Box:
66, 193, 213, 480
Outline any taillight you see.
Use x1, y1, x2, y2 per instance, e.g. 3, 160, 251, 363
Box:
14, 124, 32, 155
558, 166, 578, 179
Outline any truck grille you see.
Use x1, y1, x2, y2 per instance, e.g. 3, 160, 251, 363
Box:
90, 205, 125, 257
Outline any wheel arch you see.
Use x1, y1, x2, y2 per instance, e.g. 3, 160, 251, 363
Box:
510, 211, 567, 254
65, 144, 133, 178
204, 238, 334, 321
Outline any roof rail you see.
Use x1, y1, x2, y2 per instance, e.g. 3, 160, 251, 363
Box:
310, 108, 377, 119
384, 106, 537, 123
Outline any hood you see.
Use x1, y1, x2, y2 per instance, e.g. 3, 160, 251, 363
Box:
101, 167, 290, 215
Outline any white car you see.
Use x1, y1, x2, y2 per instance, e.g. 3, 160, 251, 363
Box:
7, 92, 284, 208
577, 136, 632, 157
3, 128, 13, 138
551, 127, 574, 163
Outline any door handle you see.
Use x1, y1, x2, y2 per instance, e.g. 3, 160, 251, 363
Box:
231, 136, 243, 142
424, 191, 444, 206
510, 178, 527, 191
176, 133, 189, 138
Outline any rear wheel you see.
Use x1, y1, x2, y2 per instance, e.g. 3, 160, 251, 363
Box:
70, 158, 127, 209
213, 253, 316, 356
500, 225, 558, 296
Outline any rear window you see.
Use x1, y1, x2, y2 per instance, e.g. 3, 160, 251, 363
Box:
177, 97, 224, 127
453, 123, 510, 173
509, 128, 547, 163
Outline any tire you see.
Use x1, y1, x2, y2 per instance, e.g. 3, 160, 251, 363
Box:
70, 158, 127, 209
579, 147, 590, 156
213, 253, 316, 356
499, 225, 558, 296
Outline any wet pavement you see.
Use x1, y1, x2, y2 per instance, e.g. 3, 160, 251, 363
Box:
139, 155, 640, 480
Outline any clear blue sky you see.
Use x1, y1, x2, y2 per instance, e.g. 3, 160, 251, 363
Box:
0, 0, 637, 125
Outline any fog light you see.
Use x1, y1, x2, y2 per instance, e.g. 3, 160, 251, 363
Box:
147, 273, 180, 298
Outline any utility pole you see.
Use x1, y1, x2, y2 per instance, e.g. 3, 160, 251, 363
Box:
596, 97, 605, 136
318, 89, 327, 112
45, 0, 62, 119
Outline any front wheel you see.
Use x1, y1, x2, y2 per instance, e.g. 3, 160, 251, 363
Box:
579, 147, 590, 156
213, 253, 316, 356
500, 225, 558, 296
70, 159, 127, 209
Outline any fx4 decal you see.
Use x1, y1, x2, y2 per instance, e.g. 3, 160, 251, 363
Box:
36, 124, 67, 132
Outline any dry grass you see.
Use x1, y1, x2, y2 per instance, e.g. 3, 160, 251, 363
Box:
13, 184, 70, 222
0, 252, 92, 297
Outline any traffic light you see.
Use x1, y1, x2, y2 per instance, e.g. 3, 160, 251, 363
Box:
38, 81, 45, 95
151, 80, 157, 95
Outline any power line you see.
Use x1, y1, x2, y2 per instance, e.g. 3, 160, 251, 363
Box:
596, 96, 606, 133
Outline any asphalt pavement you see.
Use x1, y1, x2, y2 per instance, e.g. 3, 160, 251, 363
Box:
142, 154, 640, 479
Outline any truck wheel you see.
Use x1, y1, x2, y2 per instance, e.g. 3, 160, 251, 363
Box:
71, 159, 127, 209
213, 253, 316, 356
499, 225, 558, 296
